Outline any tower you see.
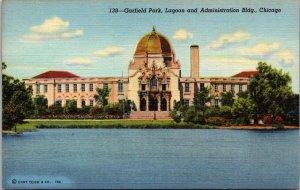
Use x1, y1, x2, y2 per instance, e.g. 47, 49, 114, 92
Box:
190, 45, 199, 79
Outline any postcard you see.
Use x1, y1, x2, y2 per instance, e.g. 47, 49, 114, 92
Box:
2, 0, 299, 189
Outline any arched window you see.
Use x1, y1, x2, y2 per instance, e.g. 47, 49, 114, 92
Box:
161, 98, 167, 111
150, 77, 157, 90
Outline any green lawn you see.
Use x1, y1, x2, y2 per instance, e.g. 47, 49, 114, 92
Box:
10, 119, 213, 133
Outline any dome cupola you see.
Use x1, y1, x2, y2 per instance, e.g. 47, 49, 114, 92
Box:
134, 26, 172, 56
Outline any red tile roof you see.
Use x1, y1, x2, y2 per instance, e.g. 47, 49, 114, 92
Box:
232, 71, 259, 78
32, 71, 80, 79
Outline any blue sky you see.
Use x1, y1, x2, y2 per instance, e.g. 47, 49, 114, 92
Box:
2, 0, 299, 92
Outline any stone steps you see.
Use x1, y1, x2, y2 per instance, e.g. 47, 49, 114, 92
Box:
129, 111, 171, 119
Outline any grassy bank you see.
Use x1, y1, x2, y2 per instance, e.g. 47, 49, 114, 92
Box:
10, 119, 214, 132
5, 119, 297, 133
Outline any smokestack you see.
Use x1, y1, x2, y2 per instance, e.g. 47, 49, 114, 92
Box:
190, 45, 199, 79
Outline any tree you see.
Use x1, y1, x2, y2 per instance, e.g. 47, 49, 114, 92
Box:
94, 88, 110, 107
236, 90, 249, 99
193, 87, 212, 109
2, 62, 34, 131
220, 91, 234, 107
232, 97, 254, 125
33, 95, 48, 116
249, 62, 293, 120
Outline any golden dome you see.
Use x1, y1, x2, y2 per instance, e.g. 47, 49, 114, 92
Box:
134, 27, 172, 56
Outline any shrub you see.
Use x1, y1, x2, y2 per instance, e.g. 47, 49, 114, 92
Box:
47, 105, 63, 115
274, 116, 284, 123
234, 117, 250, 126
263, 115, 273, 124
78, 106, 91, 114
170, 109, 182, 123
205, 106, 221, 117
104, 103, 123, 116
205, 117, 226, 126
219, 106, 233, 119
64, 100, 78, 114
183, 107, 196, 123
192, 111, 206, 124
90, 105, 104, 115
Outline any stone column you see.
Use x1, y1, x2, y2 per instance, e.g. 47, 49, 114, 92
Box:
146, 97, 149, 111
158, 95, 161, 111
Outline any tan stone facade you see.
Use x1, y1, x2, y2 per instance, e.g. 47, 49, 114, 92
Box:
24, 28, 255, 112
25, 77, 128, 107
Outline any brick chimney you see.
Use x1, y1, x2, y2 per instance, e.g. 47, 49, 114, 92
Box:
190, 45, 199, 79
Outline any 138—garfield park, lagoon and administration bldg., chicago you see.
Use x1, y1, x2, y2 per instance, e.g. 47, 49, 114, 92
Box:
25, 27, 258, 119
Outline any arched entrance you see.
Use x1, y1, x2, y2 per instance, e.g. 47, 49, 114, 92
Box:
140, 98, 146, 111
149, 97, 158, 111
161, 98, 167, 111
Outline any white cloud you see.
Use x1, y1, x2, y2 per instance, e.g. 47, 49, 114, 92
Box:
92, 47, 124, 57
30, 16, 69, 34
277, 50, 295, 67
172, 29, 193, 41
64, 57, 94, 66
240, 42, 280, 60
21, 16, 83, 42
208, 31, 250, 49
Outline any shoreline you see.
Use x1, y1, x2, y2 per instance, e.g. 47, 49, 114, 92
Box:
3, 120, 298, 134
215, 125, 299, 130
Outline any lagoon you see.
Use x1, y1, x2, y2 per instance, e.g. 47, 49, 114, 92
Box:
3, 129, 299, 189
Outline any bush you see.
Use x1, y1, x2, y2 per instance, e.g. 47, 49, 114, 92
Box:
90, 105, 104, 115
192, 111, 206, 124
234, 117, 250, 126
183, 107, 196, 123
64, 100, 78, 114
219, 106, 233, 119
263, 115, 273, 124
104, 103, 123, 116
274, 116, 284, 123
47, 105, 63, 115
78, 106, 91, 114
205, 117, 226, 126
170, 109, 182, 123
182, 106, 206, 124
205, 106, 221, 117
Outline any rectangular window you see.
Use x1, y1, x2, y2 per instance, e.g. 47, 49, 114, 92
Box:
66, 84, 69, 92
231, 84, 235, 92
162, 84, 167, 91
57, 84, 61, 93
89, 99, 94, 107
184, 99, 189, 106
103, 83, 108, 91
44, 84, 48, 93
185, 82, 190, 92
118, 82, 123, 92
55, 100, 62, 107
81, 100, 86, 107
200, 83, 205, 92
81, 84, 85, 92
141, 84, 146, 91
214, 99, 219, 107
36, 84, 40, 94
74, 84, 77, 92
89, 83, 93, 92
215, 83, 219, 92
222, 84, 226, 92
239, 84, 243, 92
